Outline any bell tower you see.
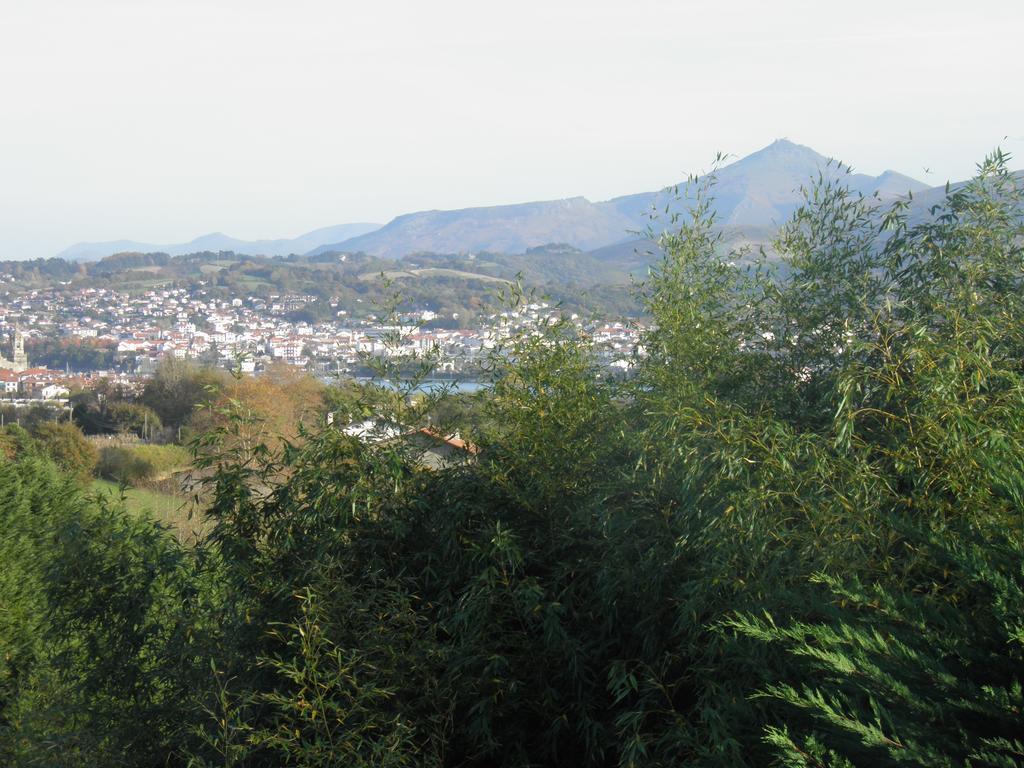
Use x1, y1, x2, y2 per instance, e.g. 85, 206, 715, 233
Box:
12, 328, 26, 370
0, 328, 28, 372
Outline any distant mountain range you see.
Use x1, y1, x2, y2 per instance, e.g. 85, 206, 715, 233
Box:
57, 223, 382, 262
308, 140, 929, 258
59, 140, 932, 262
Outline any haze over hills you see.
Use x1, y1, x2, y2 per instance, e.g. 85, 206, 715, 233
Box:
57, 223, 382, 262
310, 140, 930, 258
59, 140, 931, 262
308, 197, 642, 258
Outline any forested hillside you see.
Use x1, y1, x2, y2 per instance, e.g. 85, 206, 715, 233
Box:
0, 244, 646, 323
1, 152, 1022, 767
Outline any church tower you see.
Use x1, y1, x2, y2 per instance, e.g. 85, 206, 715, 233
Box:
12, 328, 27, 370
0, 327, 28, 373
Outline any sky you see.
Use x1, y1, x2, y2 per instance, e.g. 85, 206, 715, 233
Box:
0, 0, 1021, 260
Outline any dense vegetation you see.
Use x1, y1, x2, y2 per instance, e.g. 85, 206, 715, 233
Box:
24, 337, 117, 372
0, 243, 647, 325
1, 154, 1022, 767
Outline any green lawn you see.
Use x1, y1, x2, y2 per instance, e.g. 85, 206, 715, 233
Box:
90, 479, 207, 542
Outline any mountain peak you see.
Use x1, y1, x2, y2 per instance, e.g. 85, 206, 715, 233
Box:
738, 138, 829, 165
57, 140, 932, 262
190, 232, 228, 244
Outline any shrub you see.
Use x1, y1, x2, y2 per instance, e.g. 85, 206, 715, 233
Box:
97, 445, 157, 484
96, 444, 190, 486
127, 443, 191, 475
140, 358, 226, 429
31, 422, 98, 486
0, 452, 214, 767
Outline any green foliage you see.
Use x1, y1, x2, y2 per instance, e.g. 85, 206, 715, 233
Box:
726, 524, 1024, 767
74, 398, 163, 438
31, 421, 98, 485
96, 443, 189, 485
6, 495, 202, 765
0, 451, 216, 767
0, 423, 33, 459
249, 589, 422, 767
97, 445, 157, 483
128, 443, 192, 474
140, 357, 227, 429
0, 456, 64, 729
25, 337, 116, 372
2, 241, 645, 321
1, 151, 1022, 767
0, 403, 66, 433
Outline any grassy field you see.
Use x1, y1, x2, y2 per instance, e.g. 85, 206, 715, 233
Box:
123, 443, 192, 475
198, 260, 238, 274
90, 478, 207, 542
232, 275, 275, 291
359, 267, 510, 283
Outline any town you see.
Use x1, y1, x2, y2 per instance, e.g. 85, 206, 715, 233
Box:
0, 278, 645, 408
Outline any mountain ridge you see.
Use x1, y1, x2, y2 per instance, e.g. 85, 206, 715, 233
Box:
57, 222, 383, 262
311, 140, 930, 257
59, 140, 933, 262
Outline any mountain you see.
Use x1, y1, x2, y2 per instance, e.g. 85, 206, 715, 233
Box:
55, 239, 160, 261
309, 197, 641, 258
596, 141, 930, 236
58, 140, 933, 263
310, 140, 929, 258
57, 222, 382, 262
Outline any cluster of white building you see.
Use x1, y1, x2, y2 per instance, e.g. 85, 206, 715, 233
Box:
1, 284, 646, 382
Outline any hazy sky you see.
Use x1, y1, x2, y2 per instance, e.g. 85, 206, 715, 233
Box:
1, 0, 1021, 259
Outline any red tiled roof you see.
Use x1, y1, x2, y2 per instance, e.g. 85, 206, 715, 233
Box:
414, 427, 480, 455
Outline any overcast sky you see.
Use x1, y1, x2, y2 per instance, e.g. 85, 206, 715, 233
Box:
0, 0, 1021, 259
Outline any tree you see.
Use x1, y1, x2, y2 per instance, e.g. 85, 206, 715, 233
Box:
31, 422, 98, 485
726, 525, 1024, 767
187, 362, 326, 458
74, 399, 162, 438
0, 451, 214, 767
721, 151, 1024, 766
140, 357, 226, 430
